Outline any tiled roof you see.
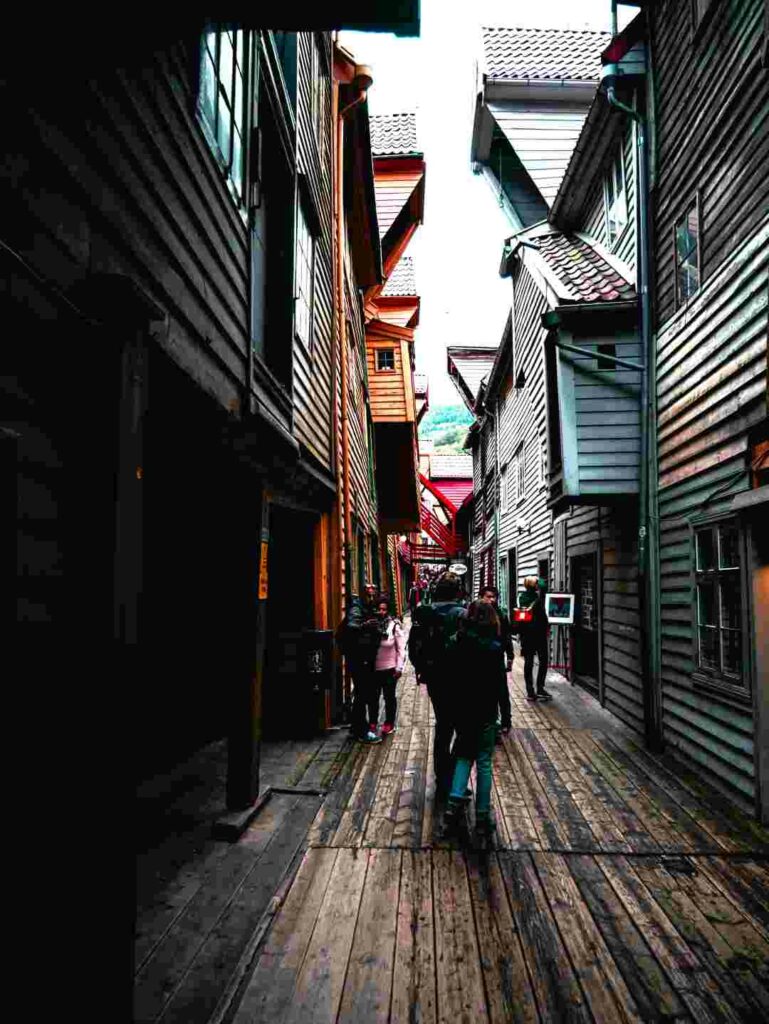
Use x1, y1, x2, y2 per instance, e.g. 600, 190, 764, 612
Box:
536, 233, 636, 302
414, 373, 428, 397
370, 112, 420, 156
430, 455, 474, 479
482, 27, 611, 82
382, 256, 416, 296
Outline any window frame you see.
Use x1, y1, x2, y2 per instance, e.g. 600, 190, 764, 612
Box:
376, 348, 396, 372
515, 442, 526, 504
310, 33, 329, 167
604, 143, 628, 250
500, 464, 509, 512
691, 516, 751, 702
198, 24, 250, 211
673, 193, 702, 309
294, 174, 321, 356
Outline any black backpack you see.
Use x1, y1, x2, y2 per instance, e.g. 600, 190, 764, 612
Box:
408, 602, 464, 676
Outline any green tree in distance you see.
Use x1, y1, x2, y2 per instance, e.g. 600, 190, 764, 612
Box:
419, 404, 473, 454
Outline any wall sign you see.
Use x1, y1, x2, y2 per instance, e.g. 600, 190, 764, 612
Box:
545, 592, 575, 624
258, 541, 269, 600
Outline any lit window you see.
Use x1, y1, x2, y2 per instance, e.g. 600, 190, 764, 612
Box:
199, 26, 248, 202
605, 146, 628, 248
694, 521, 745, 689
295, 204, 315, 350
675, 199, 700, 306
377, 349, 395, 371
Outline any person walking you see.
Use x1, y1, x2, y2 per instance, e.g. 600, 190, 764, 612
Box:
408, 581, 420, 617
336, 582, 383, 742
517, 575, 553, 702
479, 585, 514, 739
408, 571, 466, 801
442, 599, 503, 839
372, 597, 405, 736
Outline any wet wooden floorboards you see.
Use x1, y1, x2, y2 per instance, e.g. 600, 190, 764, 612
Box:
229, 664, 769, 1024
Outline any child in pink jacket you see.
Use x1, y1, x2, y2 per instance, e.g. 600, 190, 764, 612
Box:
372, 597, 405, 736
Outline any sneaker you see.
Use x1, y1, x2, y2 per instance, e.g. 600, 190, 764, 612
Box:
536, 689, 553, 702
381, 722, 396, 736
359, 730, 382, 744
501, 726, 511, 737
442, 798, 463, 835
525, 693, 538, 702
475, 811, 496, 835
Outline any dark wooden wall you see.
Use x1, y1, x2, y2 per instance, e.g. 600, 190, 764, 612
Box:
650, 0, 768, 812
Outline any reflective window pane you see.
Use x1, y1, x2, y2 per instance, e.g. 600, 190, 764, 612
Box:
235, 29, 244, 69
232, 128, 243, 196
217, 91, 231, 162
698, 626, 719, 672
696, 528, 716, 571
234, 69, 244, 132
697, 579, 716, 626
200, 52, 216, 128
721, 629, 742, 677
687, 206, 699, 249
205, 29, 217, 62
220, 32, 234, 101
720, 575, 741, 631
719, 524, 740, 569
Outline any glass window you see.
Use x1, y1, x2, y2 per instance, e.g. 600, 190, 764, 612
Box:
675, 200, 700, 306
694, 522, 745, 687
311, 35, 327, 161
376, 349, 395, 371
199, 26, 248, 202
501, 466, 508, 511
516, 443, 525, 501
295, 204, 315, 350
605, 146, 628, 248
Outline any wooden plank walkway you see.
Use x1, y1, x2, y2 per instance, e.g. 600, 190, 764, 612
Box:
226, 658, 769, 1024
135, 650, 769, 1024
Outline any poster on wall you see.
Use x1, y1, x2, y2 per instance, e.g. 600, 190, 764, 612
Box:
545, 592, 575, 624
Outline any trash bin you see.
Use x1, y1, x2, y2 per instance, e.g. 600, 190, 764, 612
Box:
300, 629, 334, 736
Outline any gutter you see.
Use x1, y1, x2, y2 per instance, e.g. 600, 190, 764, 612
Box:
604, 41, 662, 751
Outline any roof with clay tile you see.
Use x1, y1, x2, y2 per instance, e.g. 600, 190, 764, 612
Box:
370, 112, 420, 156
535, 233, 636, 303
481, 26, 611, 82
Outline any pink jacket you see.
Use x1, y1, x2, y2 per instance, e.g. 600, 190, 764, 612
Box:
375, 618, 405, 673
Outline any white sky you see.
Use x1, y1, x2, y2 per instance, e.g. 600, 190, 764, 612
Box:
342, 0, 635, 405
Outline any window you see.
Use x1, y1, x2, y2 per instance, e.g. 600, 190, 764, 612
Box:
675, 198, 700, 307
515, 443, 525, 502
694, 521, 746, 692
295, 203, 315, 351
310, 35, 328, 164
501, 465, 509, 512
376, 348, 395, 371
272, 31, 297, 109
199, 26, 248, 202
605, 146, 628, 248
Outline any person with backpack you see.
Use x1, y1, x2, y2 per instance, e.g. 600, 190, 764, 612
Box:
442, 599, 504, 839
516, 575, 553, 702
478, 585, 514, 739
336, 582, 383, 743
408, 571, 466, 800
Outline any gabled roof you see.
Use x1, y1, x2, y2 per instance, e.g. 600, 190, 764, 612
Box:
481, 26, 611, 82
370, 112, 421, 157
536, 233, 636, 303
382, 256, 416, 296
447, 347, 497, 411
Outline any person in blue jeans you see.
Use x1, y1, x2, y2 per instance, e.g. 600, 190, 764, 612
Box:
442, 599, 503, 838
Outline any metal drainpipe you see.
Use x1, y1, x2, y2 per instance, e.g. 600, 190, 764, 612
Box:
606, 78, 663, 751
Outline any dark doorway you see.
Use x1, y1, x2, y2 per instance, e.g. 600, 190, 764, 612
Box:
571, 552, 600, 697
262, 505, 316, 738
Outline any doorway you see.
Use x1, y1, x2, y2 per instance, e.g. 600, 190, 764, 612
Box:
262, 505, 316, 738
506, 548, 517, 611
571, 551, 600, 698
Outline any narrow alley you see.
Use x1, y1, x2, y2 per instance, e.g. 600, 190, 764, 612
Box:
134, 651, 769, 1024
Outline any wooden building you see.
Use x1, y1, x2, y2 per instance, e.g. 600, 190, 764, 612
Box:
643, 0, 768, 819
5, 21, 405, 811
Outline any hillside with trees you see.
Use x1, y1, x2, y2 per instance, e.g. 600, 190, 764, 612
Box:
418, 404, 474, 454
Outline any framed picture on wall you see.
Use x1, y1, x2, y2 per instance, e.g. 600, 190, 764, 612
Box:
545, 592, 575, 624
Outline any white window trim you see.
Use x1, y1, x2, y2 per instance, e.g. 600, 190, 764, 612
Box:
604, 145, 628, 252
376, 348, 396, 372
294, 201, 315, 353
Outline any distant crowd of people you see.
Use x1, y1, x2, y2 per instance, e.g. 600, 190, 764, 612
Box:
335, 569, 554, 842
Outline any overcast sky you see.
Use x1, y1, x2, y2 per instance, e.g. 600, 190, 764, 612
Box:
341, 0, 635, 405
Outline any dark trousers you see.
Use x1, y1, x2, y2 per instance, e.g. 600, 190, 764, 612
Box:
497, 666, 512, 729
350, 666, 377, 736
426, 677, 456, 798
374, 669, 397, 725
523, 637, 549, 695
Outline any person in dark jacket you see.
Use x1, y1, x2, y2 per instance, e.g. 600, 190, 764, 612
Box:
408, 572, 466, 800
338, 582, 383, 742
479, 585, 514, 738
517, 575, 552, 701
443, 600, 503, 838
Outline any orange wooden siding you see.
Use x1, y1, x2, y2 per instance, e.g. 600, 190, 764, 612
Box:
367, 339, 408, 422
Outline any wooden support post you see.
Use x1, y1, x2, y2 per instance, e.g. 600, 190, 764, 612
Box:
226, 485, 268, 810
